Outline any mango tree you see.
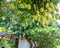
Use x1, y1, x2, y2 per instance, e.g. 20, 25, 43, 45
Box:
0, 0, 60, 48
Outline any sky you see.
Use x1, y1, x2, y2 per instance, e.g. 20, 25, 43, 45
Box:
57, 3, 60, 14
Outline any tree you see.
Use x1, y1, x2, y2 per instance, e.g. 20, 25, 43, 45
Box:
0, 0, 60, 48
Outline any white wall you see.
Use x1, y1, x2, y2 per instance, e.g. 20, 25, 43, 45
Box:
18, 38, 30, 48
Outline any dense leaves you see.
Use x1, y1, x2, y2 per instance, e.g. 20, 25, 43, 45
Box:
0, 0, 60, 48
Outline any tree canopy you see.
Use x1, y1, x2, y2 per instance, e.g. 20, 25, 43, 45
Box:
0, 0, 60, 48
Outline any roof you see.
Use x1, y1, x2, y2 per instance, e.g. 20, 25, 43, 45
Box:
0, 32, 11, 38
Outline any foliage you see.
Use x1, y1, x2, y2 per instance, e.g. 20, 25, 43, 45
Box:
0, 0, 60, 48
0, 38, 15, 48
